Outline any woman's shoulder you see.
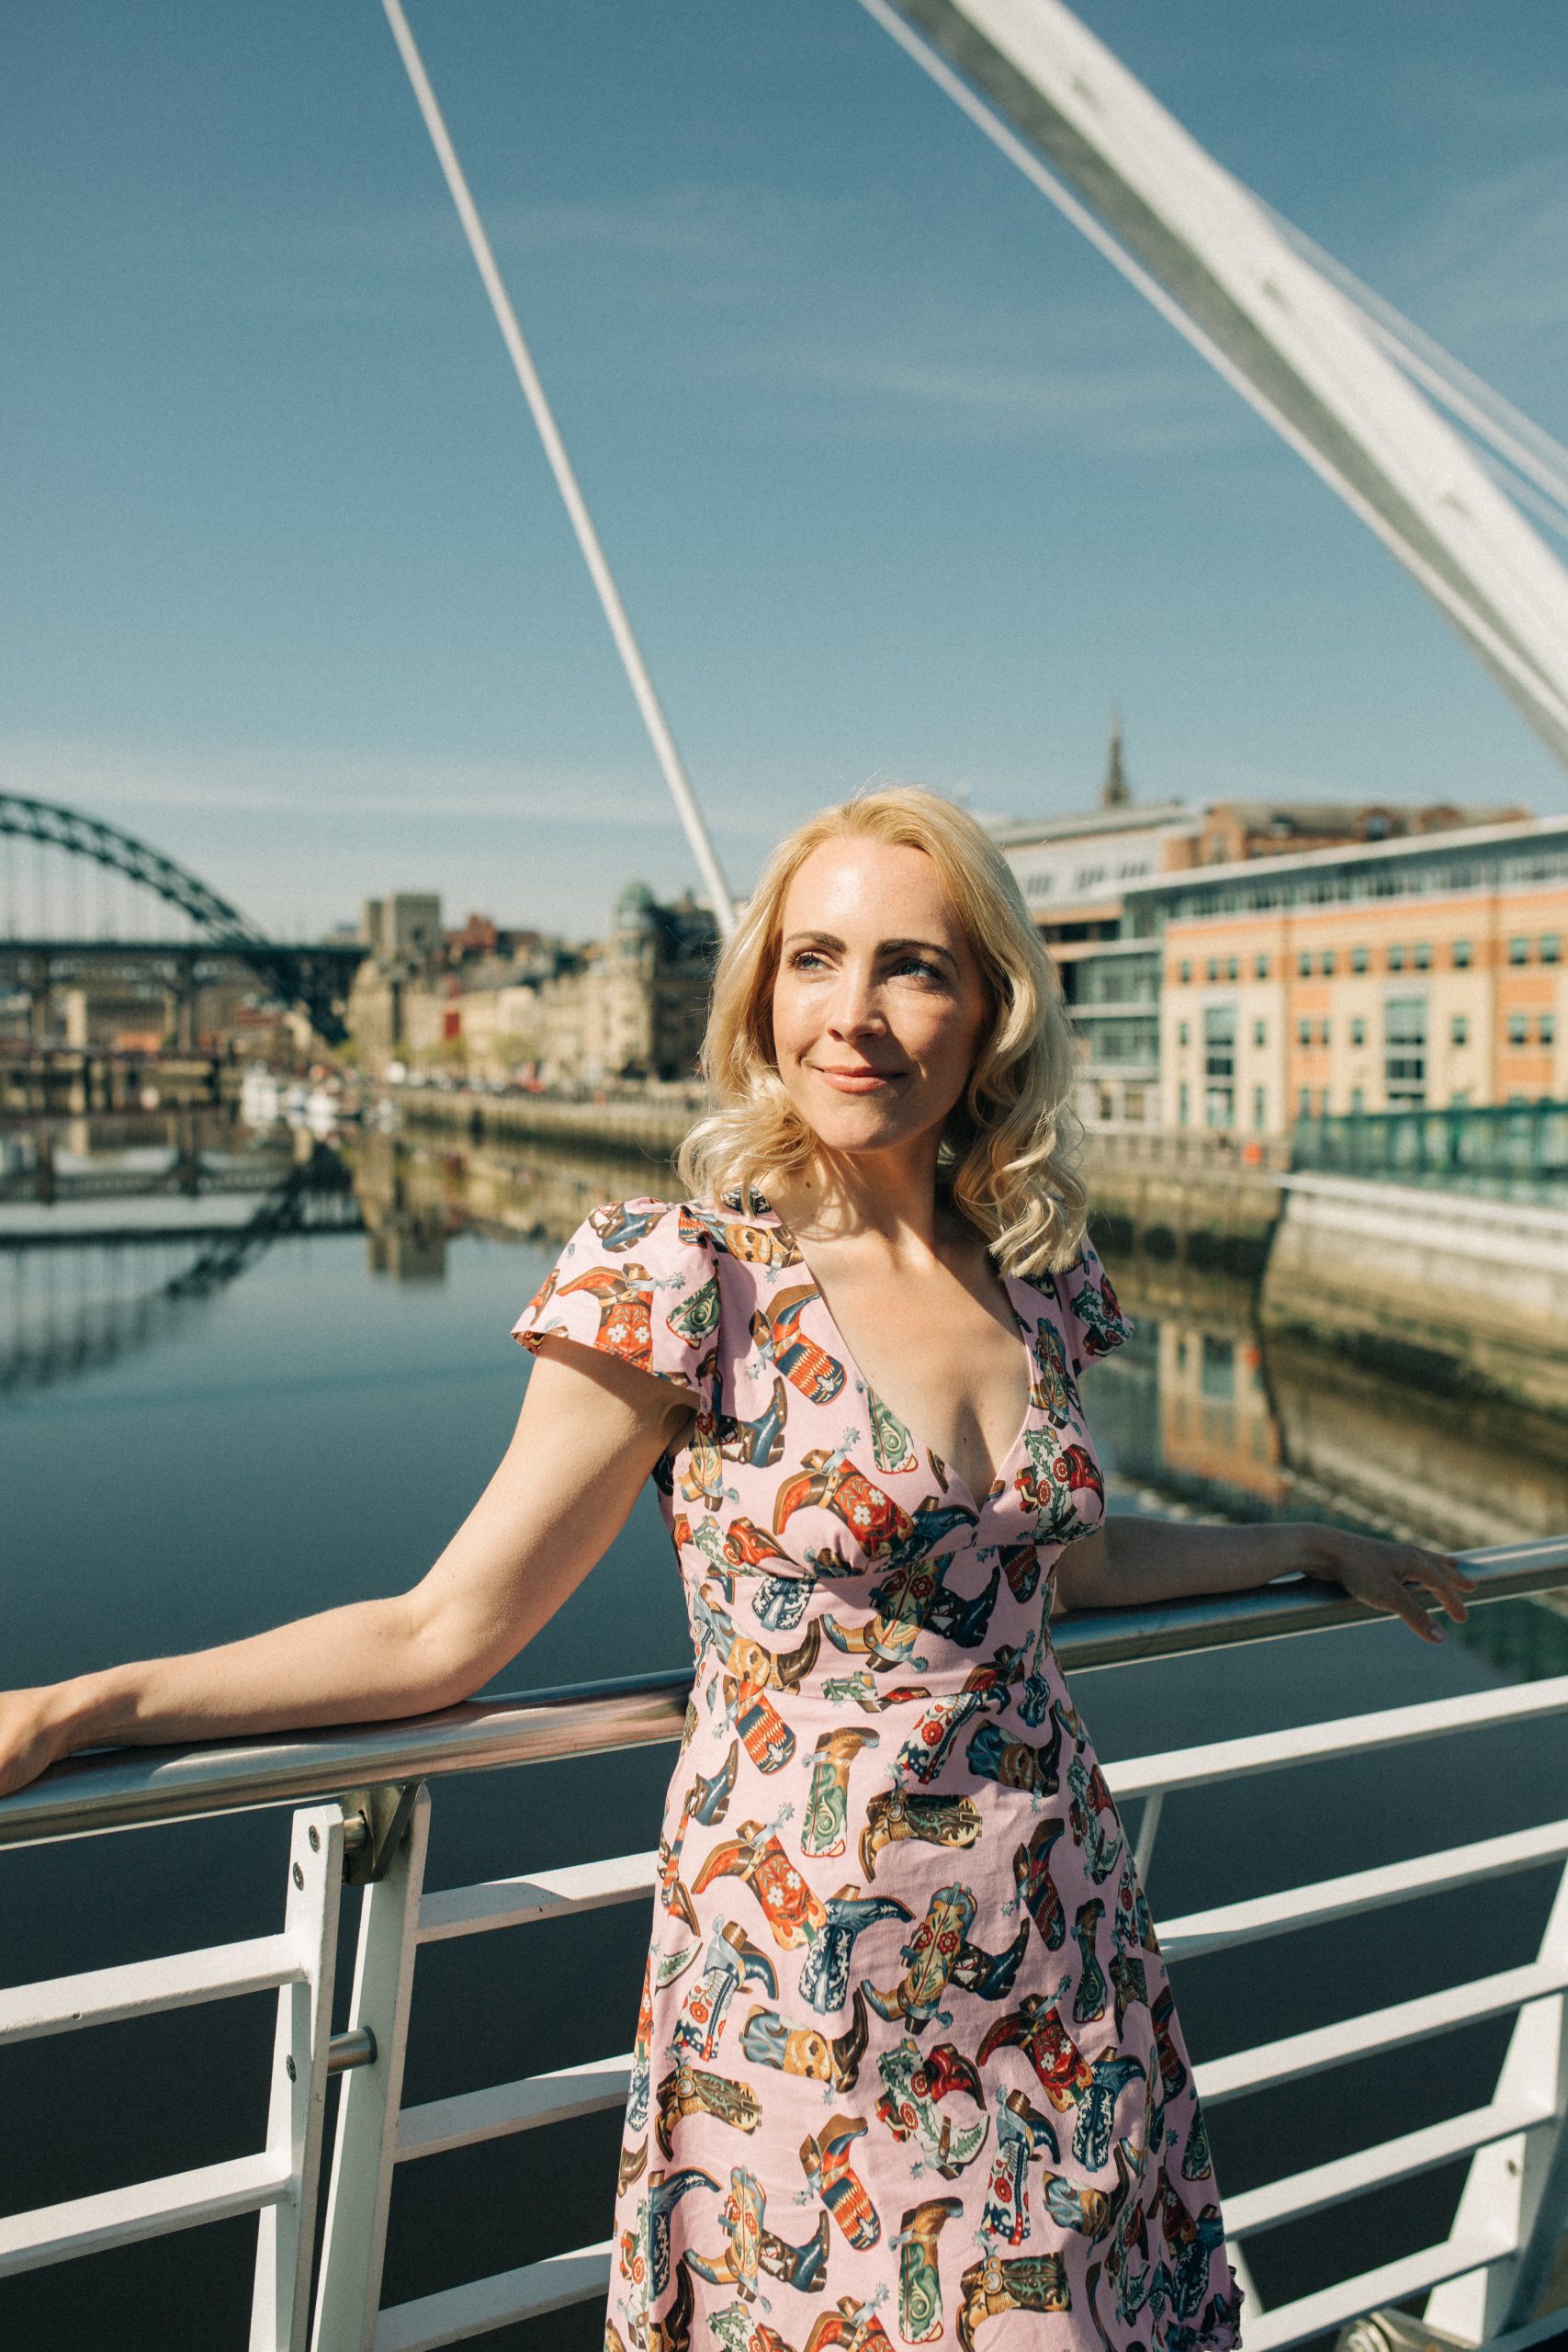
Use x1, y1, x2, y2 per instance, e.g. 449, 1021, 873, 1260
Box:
1049, 1235, 1133, 1366
513, 1199, 722, 1391
552, 1193, 802, 1276
1005, 1233, 1131, 1369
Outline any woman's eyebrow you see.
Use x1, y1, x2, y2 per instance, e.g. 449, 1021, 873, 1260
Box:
880, 935, 958, 967
781, 928, 957, 968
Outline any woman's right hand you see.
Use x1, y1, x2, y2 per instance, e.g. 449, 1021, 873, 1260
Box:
0, 1685, 73, 1802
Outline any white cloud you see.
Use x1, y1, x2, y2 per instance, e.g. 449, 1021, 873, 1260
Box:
0, 733, 682, 824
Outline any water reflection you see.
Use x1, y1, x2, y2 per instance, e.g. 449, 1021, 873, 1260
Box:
11, 1114, 1568, 1574
339, 1124, 1568, 1614
0, 1119, 362, 1400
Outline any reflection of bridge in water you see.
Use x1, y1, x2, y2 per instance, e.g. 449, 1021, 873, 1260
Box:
0, 1146, 364, 1398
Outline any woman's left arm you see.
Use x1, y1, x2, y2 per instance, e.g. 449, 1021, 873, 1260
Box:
1055, 1515, 1475, 1645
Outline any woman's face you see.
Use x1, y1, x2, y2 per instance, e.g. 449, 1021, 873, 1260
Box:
770, 836, 990, 1162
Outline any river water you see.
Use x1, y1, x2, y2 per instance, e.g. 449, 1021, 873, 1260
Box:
3, 1114, 1566, 2349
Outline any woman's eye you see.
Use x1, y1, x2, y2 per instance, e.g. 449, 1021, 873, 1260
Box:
891, 957, 943, 983
789, 949, 829, 973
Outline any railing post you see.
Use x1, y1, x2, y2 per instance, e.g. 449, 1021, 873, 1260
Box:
250, 1803, 347, 2352
311, 1784, 430, 2352
1425, 1850, 1568, 2341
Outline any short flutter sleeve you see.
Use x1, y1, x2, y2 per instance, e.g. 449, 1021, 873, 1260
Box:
1055, 1238, 1133, 1374
511, 1198, 718, 1404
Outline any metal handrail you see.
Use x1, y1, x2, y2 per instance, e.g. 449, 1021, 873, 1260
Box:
5, 1534, 1564, 1853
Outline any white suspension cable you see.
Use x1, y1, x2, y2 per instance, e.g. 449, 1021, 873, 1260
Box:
1472, 451, 1568, 549
378, 0, 736, 934
1269, 211, 1568, 518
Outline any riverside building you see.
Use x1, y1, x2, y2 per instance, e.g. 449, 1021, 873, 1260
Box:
987, 719, 1534, 1130
1140, 814, 1568, 1135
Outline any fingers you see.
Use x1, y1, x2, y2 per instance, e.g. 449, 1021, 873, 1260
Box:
1328, 1534, 1477, 1644
1386, 1545, 1476, 1642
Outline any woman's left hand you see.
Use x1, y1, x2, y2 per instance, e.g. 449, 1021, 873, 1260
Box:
1305, 1528, 1476, 1644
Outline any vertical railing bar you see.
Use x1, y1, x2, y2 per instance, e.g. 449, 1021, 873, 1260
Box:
1134, 1787, 1164, 1883
251, 1804, 347, 2352
1227, 2241, 1264, 2324
1425, 1849, 1568, 2341
312, 1785, 431, 2352
1499, 1848, 1568, 2329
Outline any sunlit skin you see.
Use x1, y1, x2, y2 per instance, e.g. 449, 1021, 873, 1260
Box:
0, 836, 1474, 1802
764, 836, 1037, 1503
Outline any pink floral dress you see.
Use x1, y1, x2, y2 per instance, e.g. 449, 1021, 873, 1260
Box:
513, 1197, 1243, 2352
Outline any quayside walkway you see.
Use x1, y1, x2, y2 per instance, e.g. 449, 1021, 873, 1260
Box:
2, 1543, 1566, 2352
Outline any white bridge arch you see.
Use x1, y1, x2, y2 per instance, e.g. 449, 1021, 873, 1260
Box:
865, 0, 1568, 772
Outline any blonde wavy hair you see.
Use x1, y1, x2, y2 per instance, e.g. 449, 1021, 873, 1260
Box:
677, 786, 1088, 1274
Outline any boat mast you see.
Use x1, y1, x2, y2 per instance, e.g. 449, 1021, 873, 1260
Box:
379, 0, 738, 934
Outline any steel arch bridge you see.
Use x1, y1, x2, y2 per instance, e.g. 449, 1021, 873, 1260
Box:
0, 792, 358, 1043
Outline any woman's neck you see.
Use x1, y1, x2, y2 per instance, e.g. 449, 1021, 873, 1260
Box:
768, 1136, 958, 1256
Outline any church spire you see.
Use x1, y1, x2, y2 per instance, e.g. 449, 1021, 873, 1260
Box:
1100, 707, 1131, 808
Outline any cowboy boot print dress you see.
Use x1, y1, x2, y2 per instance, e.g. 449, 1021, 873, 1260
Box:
513, 1197, 1243, 2352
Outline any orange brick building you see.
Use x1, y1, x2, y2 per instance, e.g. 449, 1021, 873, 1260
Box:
1135, 818, 1568, 1134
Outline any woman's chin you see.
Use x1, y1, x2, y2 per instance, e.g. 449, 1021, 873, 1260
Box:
799, 1098, 938, 1159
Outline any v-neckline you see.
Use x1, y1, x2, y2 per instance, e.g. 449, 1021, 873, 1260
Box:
755, 1198, 1039, 1512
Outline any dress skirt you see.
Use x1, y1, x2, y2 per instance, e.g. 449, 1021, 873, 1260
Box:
513, 1197, 1244, 2352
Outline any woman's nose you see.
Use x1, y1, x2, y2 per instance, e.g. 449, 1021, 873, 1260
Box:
825, 970, 886, 1036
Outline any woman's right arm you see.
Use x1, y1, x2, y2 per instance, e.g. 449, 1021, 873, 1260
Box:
0, 1338, 692, 1799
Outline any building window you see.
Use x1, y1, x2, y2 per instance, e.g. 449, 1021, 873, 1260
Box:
1254, 953, 1269, 980
1509, 937, 1530, 966
1388, 944, 1405, 972
1252, 1017, 1267, 1047
1349, 1017, 1366, 1046
1414, 943, 1431, 970
1297, 1017, 1313, 1047
1450, 1014, 1469, 1047
1178, 1021, 1190, 1047
1318, 1020, 1330, 1046
1298, 1085, 1312, 1118
1452, 940, 1472, 968
1253, 1084, 1267, 1131
1203, 1004, 1237, 1129
1207, 958, 1220, 983
1178, 1081, 1190, 1127
1351, 945, 1369, 974
1322, 948, 1337, 977
1350, 1086, 1365, 1113
1226, 957, 1238, 982
1385, 995, 1427, 1107
1541, 1012, 1557, 1046
1179, 960, 1191, 984
1318, 1089, 1331, 1114
1200, 1333, 1235, 1402
1542, 935, 1562, 966
1508, 1012, 1529, 1046
1297, 950, 1312, 978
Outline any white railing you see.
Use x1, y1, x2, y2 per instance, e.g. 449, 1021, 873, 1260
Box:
2, 1539, 1566, 2352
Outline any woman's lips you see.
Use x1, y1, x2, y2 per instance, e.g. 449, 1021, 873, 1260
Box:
809, 1065, 905, 1093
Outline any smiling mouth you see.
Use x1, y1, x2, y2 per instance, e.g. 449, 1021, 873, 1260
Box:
810, 1065, 906, 1092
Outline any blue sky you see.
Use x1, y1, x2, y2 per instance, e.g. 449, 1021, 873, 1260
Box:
4, 0, 1566, 938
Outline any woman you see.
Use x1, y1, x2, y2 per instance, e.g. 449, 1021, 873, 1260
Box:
2, 788, 1472, 2351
